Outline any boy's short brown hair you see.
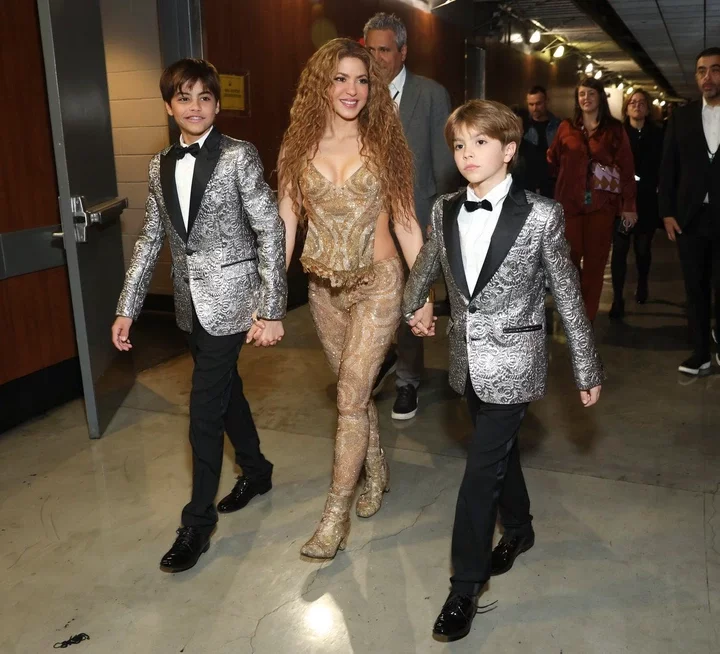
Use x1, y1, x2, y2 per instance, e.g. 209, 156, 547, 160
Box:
444, 100, 523, 170
159, 58, 221, 104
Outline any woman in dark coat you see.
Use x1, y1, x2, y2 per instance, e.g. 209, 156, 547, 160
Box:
610, 89, 664, 318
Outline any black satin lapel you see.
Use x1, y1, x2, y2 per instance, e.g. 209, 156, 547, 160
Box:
442, 193, 470, 298
471, 184, 532, 298
160, 151, 187, 242
187, 130, 223, 237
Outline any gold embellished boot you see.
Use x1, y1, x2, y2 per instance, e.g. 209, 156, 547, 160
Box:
356, 449, 390, 518
300, 491, 353, 559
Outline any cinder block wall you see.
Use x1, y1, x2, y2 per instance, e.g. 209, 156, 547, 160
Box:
101, 0, 172, 294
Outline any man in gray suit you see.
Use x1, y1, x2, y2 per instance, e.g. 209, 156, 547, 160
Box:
365, 13, 457, 420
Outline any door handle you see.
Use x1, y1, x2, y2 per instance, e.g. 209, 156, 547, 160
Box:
87, 196, 128, 226
56, 195, 128, 244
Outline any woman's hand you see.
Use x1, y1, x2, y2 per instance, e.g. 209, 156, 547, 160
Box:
621, 211, 638, 228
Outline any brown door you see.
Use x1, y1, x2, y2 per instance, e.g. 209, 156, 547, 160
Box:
0, 2, 79, 431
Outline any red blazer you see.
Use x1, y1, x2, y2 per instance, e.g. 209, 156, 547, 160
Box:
548, 119, 637, 216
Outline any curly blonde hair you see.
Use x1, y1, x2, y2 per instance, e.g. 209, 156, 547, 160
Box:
278, 38, 415, 227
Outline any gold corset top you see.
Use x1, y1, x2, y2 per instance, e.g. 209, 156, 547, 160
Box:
299, 164, 383, 287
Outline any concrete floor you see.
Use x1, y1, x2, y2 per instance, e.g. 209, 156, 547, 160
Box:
1, 239, 718, 653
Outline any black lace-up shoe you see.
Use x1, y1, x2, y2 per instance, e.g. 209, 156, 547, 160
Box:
432, 592, 478, 641
217, 476, 272, 514
160, 527, 210, 573
490, 531, 535, 576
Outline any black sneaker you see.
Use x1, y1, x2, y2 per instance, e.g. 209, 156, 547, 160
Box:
372, 350, 398, 397
391, 384, 418, 420
678, 354, 711, 376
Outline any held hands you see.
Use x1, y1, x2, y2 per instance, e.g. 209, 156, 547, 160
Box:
111, 316, 134, 351
408, 302, 437, 338
663, 216, 682, 242
580, 385, 602, 407
246, 312, 284, 347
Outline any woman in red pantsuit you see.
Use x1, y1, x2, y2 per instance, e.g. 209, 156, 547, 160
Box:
548, 77, 637, 322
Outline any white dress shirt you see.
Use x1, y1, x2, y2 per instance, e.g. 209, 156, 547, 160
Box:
458, 174, 513, 293
702, 97, 720, 203
389, 66, 407, 108
175, 126, 214, 228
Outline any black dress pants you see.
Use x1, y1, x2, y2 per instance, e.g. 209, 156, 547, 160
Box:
450, 383, 532, 595
181, 309, 273, 533
611, 227, 655, 298
676, 206, 720, 359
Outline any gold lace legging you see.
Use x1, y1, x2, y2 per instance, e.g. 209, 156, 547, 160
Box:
308, 256, 404, 495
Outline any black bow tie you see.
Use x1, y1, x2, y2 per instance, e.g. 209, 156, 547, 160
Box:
463, 199, 493, 212
173, 142, 201, 160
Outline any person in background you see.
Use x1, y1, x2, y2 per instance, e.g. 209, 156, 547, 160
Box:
364, 12, 457, 420
609, 88, 664, 318
548, 76, 637, 323
523, 85, 561, 198
659, 47, 720, 375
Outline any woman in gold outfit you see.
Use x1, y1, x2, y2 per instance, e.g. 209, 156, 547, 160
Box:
278, 38, 434, 559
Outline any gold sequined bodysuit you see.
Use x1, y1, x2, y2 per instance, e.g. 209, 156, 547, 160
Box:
300, 164, 383, 287
299, 163, 404, 558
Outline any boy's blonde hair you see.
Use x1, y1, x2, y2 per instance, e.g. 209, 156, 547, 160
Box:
445, 100, 523, 170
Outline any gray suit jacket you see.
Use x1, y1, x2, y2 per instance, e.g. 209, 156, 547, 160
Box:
399, 70, 457, 228
117, 129, 287, 336
402, 183, 604, 403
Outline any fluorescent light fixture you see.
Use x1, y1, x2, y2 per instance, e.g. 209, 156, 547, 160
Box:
553, 44, 565, 58
594, 70, 602, 79
530, 30, 541, 43
585, 63, 594, 73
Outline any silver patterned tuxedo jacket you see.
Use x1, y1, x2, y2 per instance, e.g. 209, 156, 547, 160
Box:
403, 183, 604, 403
117, 130, 287, 336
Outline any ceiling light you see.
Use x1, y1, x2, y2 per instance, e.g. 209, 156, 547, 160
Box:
626, 86, 634, 95
530, 30, 541, 44
585, 63, 594, 73
660, 100, 666, 107
586, 54, 592, 59
653, 98, 660, 106
510, 32, 524, 44
553, 44, 565, 58
617, 81, 624, 90
594, 70, 602, 79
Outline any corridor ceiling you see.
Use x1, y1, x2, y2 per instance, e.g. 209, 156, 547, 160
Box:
505, 0, 719, 100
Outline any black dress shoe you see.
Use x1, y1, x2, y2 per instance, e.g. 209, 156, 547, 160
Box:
432, 592, 478, 641
160, 527, 210, 573
371, 350, 398, 397
609, 298, 625, 320
217, 476, 272, 514
490, 531, 535, 576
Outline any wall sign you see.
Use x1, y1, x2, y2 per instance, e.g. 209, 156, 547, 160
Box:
219, 73, 250, 115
